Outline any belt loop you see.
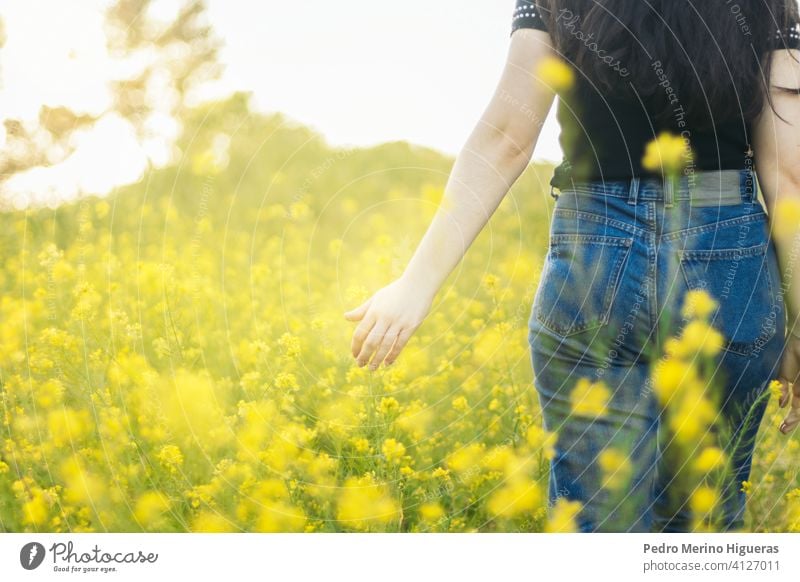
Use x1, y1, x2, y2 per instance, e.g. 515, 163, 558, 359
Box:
663, 175, 675, 209
627, 176, 640, 206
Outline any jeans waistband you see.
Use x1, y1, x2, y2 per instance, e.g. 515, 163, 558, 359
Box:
549, 168, 757, 207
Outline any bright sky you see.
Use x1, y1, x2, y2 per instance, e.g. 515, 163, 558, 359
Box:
0, 0, 561, 206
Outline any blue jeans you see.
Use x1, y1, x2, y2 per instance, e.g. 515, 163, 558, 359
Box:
527, 168, 785, 532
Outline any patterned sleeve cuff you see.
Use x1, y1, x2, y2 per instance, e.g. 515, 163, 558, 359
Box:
511, 0, 549, 36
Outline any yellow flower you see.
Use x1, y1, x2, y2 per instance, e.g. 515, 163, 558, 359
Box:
22, 490, 50, 526
190, 510, 236, 532
570, 378, 611, 417
381, 438, 407, 464
472, 326, 505, 364
769, 379, 784, 400
336, 474, 400, 531
378, 396, 400, 415
482, 445, 517, 475
156, 445, 184, 474
447, 443, 484, 474
482, 273, 500, 292
669, 390, 717, 445
526, 424, 557, 460
652, 359, 695, 406
545, 498, 583, 533
157, 370, 231, 451
60, 457, 107, 507
47, 407, 91, 447
274, 372, 299, 391
680, 320, 724, 357
690, 486, 718, 516
288, 201, 311, 221
431, 467, 451, 480
682, 289, 718, 320
487, 478, 544, 519
277, 333, 301, 358
36, 378, 65, 409
451, 395, 469, 412
537, 56, 575, 92
351, 437, 371, 453
253, 501, 306, 532
772, 199, 800, 239
693, 447, 727, 473
642, 131, 693, 174
598, 447, 632, 491
134, 491, 171, 527
741, 480, 752, 495
419, 502, 445, 522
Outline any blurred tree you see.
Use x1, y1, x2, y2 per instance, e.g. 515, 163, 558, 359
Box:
0, 0, 221, 195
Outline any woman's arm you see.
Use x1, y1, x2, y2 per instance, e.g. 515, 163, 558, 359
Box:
344, 28, 558, 370
752, 48, 800, 432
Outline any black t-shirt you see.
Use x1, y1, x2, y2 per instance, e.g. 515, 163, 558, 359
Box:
511, 0, 800, 181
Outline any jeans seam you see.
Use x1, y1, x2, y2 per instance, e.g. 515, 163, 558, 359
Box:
550, 234, 634, 246
678, 242, 769, 260
660, 212, 767, 242
647, 202, 659, 338
552, 208, 644, 237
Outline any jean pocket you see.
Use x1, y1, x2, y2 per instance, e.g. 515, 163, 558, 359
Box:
533, 234, 634, 337
678, 243, 777, 356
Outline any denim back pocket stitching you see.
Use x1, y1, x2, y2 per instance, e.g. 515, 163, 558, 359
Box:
677, 242, 776, 356
534, 234, 635, 337
661, 211, 767, 242
552, 208, 643, 237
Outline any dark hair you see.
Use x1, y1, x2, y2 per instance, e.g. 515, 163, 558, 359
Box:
537, 0, 800, 127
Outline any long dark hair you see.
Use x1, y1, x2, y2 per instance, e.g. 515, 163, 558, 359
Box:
536, 0, 800, 127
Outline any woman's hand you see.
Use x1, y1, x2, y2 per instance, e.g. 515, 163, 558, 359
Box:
341, 29, 557, 371
343, 277, 434, 370
778, 336, 800, 434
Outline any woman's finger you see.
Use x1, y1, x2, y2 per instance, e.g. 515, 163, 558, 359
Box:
344, 297, 372, 322
384, 327, 414, 366
780, 407, 800, 434
356, 320, 389, 367
351, 313, 376, 358
778, 378, 791, 408
780, 383, 800, 434
370, 327, 401, 370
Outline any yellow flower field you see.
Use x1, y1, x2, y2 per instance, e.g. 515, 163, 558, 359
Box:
0, 94, 798, 533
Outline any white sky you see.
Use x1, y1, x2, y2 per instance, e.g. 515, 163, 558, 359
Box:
0, 0, 562, 206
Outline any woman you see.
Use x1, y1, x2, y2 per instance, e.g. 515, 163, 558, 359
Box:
345, 0, 800, 532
